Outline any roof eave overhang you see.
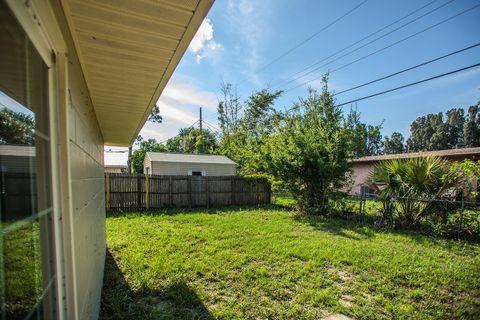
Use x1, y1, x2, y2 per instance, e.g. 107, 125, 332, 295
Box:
60, 0, 214, 147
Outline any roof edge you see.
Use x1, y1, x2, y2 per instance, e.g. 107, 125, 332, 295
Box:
354, 147, 480, 163
128, 0, 214, 147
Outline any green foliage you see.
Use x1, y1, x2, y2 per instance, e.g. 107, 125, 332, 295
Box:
147, 105, 163, 123
345, 107, 383, 157
464, 103, 480, 148
370, 156, 462, 227
128, 137, 167, 173
384, 132, 405, 154
450, 159, 480, 199
406, 105, 477, 151
217, 83, 283, 177
166, 127, 218, 154
0, 108, 35, 145
265, 78, 352, 213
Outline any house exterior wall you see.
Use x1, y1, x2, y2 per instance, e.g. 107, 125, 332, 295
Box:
350, 155, 479, 195
147, 161, 236, 176
51, 1, 106, 318
144, 153, 152, 174
350, 162, 376, 195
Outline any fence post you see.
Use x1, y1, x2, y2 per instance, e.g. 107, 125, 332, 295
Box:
137, 175, 142, 210
145, 174, 149, 210
105, 173, 110, 211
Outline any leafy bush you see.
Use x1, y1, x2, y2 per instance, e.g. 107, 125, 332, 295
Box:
265, 77, 352, 213
370, 156, 462, 227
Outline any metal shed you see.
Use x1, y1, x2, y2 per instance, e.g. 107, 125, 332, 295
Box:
144, 152, 237, 176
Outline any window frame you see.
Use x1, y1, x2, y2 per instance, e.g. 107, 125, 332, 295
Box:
5, 1, 68, 318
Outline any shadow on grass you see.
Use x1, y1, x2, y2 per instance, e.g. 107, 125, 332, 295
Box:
100, 250, 213, 320
293, 214, 377, 240
106, 203, 284, 218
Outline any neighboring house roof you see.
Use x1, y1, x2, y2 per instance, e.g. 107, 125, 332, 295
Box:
60, 0, 214, 146
0, 144, 35, 156
354, 147, 480, 163
146, 152, 236, 165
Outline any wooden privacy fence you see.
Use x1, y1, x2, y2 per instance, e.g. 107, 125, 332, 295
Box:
105, 173, 271, 211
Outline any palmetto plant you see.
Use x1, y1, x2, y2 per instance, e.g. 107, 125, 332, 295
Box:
369, 156, 461, 226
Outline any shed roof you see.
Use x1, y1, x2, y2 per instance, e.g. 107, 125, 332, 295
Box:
354, 147, 480, 163
146, 152, 236, 165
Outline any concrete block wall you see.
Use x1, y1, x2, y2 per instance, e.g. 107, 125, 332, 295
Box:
52, 0, 106, 318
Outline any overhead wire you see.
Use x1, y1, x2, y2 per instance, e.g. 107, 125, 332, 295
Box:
272, 0, 444, 89
333, 42, 480, 96
237, 0, 370, 85
334, 63, 480, 107
284, 2, 480, 92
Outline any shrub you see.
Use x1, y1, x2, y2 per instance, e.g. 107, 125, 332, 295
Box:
369, 156, 462, 227
265, 77, 351, 213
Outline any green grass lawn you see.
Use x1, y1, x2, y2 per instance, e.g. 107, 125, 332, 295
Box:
101, 205, 480, 320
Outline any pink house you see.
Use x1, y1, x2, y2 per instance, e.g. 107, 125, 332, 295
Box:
349, 147, 480, 195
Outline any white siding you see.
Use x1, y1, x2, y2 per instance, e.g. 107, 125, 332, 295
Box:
150, 161, 236, 176
52, 1, 106, 319
144, 153, 152, 174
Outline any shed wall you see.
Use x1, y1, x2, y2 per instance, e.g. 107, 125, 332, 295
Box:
150, 161, 236, 176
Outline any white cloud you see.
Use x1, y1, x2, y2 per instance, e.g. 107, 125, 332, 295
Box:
226, 0, 274, 87
156, 99, 198, 125
161, 82, 218, 111
188, 18, 223, 63
134, 75, 220, 146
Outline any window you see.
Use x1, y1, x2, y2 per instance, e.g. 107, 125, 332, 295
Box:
191, 171, 203, 176
0, 2, 57, 319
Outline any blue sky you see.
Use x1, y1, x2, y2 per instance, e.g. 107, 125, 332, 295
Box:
105, 0, 480, 165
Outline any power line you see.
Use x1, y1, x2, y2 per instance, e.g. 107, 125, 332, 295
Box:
272, 0, 443, 89
285, 2, 480, 92
333, 42, 480, 96
203, 120, 221, 133
157, 120, 200, 144
237, 0, 369, 84
335, 62, 480, 107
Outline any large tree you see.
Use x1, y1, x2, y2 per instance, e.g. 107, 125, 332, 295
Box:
464, 103, 480, 148
166, 127, 218, 154
217, 84, 283, 175
128, 136, 167, 173
384, 132, 405, 154
265, 77, 352, 213
345, 107, 383, 157
407, 113, 445, 152
444, 108, 465, 149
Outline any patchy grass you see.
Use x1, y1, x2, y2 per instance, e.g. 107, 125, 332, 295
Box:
101, 205, 480, 319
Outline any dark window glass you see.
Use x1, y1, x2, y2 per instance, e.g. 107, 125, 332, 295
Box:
0, 2, 57, 319
191, 171, 202, 176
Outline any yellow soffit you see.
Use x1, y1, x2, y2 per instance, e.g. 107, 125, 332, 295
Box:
60, 0, 214, 146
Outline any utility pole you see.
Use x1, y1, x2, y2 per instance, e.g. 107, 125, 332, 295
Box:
199, 107, 204, 153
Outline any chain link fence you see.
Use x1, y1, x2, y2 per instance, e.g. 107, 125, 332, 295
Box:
273, 190, 480, 241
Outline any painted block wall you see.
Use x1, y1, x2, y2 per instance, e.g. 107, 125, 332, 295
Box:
52, 0, 106, 318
